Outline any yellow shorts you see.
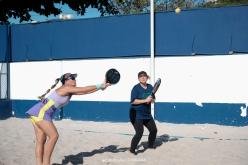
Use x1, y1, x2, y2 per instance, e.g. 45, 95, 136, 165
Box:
29, 116, 42, 124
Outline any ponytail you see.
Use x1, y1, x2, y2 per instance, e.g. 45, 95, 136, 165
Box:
38, 78, 61, 100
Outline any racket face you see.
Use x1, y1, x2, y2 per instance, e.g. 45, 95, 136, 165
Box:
152, 78, 161, 94
105, 68, 120, 84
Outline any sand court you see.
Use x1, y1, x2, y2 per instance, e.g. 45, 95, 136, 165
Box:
0, 118, 248, 165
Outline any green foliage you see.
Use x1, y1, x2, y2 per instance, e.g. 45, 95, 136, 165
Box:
112, 0, 248, 15
1, 0, 248, 24
112, 0, 150, 14
202, 0, 248, 7
0, 0, 118, 24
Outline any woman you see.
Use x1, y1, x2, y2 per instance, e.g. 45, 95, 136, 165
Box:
129, 71, 158, 154
26, 73, 110, 165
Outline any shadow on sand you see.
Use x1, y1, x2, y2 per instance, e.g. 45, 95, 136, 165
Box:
136, 134, 178, 154
52, 134, 178, 165
52, 145, 129, 165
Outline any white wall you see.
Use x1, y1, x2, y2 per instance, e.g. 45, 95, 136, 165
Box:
10, 55, 248, 104
10, 58, 150, 101
155, 55, 248, 105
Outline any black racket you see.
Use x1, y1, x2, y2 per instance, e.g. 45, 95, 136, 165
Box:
151, 78, 161, 99
105, 68, 120, 84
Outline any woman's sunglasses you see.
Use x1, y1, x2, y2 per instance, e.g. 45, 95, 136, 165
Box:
66, 76, 76, 80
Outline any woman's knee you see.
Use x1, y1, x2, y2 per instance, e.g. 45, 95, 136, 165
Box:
50, 133, 59, 141
36, 121, 59, 142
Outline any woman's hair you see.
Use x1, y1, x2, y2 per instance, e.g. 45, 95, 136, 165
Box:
38, 78, 61, 100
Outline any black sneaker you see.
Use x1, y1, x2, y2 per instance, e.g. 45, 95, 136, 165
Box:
129, 149, 137, 155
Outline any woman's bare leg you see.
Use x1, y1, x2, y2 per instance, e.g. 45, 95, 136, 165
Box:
32, 123, 46, 165
36, 120, 59, 165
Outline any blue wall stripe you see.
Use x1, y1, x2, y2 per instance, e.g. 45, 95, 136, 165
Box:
155, 102, 248, 126
62, 101, 130, 122
0, 100, 12, 119
11, 100, 248, 126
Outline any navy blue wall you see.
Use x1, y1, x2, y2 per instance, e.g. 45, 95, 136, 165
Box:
9, 5, 248, 62
11, 100, 248, 126
10, 15, 150, 61
0, 6, 248, 62
0, 100, 12, 119
0, 26, 8, 62
156, 6, 248, 55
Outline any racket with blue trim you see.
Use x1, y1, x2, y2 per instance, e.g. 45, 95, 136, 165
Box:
151, 78, 161, 99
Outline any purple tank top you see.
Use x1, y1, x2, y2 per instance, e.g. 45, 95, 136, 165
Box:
25, 91, 71, 121
47, 91, 71, 109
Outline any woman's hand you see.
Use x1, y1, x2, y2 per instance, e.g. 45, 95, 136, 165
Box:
100, 81, 111, 90
145, 96, 153, 104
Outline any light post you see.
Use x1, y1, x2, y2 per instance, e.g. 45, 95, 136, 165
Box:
150, 0, 155, 118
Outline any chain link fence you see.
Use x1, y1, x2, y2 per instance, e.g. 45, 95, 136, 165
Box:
0, 63, 8, 99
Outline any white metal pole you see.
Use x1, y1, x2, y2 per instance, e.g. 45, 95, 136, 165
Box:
150, 0, 155, 118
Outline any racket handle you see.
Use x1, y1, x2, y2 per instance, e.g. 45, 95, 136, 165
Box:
151, 93, 155, 99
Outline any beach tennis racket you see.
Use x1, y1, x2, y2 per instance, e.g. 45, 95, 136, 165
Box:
105, 68, 120, 84
151, 78, 161, 99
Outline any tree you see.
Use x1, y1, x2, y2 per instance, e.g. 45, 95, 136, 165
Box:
0, 0, 119, 24
111, 0, 200, 14
111, 0, 150, 15
111, 0, 248, 15
1, 0, 247, 24
202, 0, 248, 7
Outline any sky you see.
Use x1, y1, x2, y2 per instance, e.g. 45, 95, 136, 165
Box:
9, 4, 102, 24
